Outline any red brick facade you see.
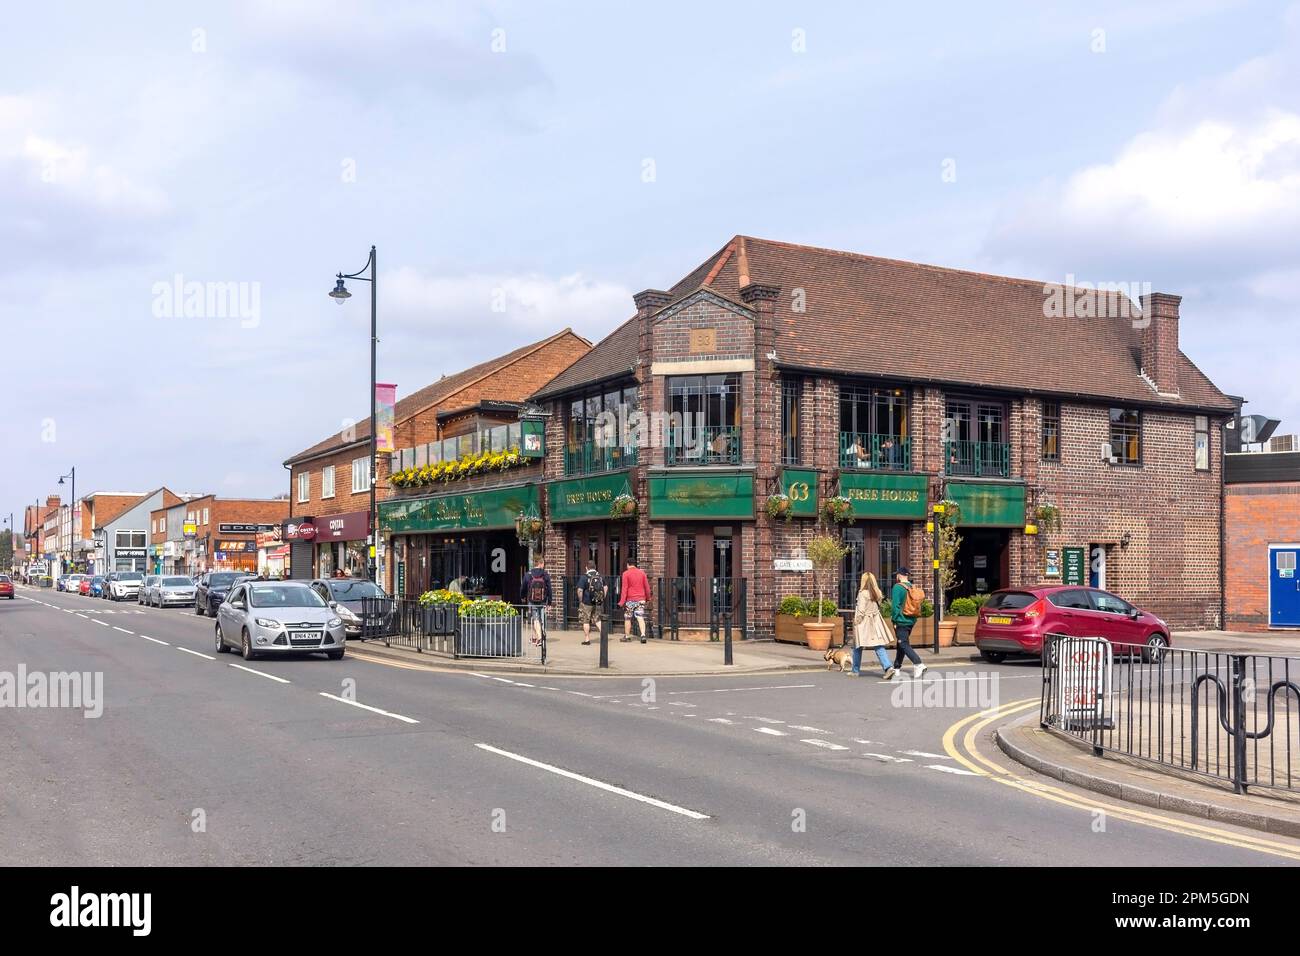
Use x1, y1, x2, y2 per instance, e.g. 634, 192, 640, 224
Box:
1226, 481, 1300, 631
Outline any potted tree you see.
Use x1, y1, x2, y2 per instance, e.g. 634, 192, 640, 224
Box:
803, 535, 847, 652
949, 596, 979, 644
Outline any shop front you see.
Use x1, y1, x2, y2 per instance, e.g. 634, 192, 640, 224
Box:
381, 485, 537, 601
945, 480, 1026, 598
213, 539, 258, 573
257, 529, 287, 578
548, 472, 639, 622
837, 471, 927, 606
284, 511, 370, 580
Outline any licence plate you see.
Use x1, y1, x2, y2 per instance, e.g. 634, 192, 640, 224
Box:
290, 631, 322, 644
986, 615, 1013, 625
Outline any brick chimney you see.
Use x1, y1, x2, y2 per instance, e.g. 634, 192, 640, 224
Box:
1139, 293, 1181, 396
633, 289, 672, 368
45, 495, 61, 511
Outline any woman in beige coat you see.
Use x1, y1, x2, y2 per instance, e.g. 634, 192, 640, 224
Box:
853, 572, 898, 679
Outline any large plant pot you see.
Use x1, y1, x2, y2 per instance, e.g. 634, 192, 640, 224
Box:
457, 615, 523, 658
911, 617, 935, 645
955, 616, 977, 645
777, 614, 844, 646
802, 621, 837, 652
937, 620, 958, 647
421, 604, 457, 636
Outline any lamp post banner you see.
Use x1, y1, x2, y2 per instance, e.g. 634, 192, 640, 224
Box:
375, 383, 397, 453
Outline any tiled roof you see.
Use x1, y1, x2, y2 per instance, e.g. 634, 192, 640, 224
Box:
531, 316, 640, 400
286, 330, 588, 464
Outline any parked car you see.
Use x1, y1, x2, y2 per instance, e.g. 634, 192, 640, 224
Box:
87, 576, 107, 598
194, 571, 256, 617
146, 575, 197, 608
973, 585, 1172, 664
0, 574, 13, 600
78, 577, 93, 596
104, 571, 145, 602
139, 576, 161, 605
215, 581, 345, 661
308, 578, 393, 638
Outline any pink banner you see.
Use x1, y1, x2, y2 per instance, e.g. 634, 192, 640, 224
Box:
375, 383, 397, 453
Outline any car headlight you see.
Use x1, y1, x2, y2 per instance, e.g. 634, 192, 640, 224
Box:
336, 606, 359, 622
328, 618, 343, 628
255, 618, 281, 629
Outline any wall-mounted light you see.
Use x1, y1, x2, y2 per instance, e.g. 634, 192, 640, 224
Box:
1121, 532, 1131, 549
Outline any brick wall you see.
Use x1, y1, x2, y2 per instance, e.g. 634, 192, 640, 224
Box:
1226, 482, 1300, 631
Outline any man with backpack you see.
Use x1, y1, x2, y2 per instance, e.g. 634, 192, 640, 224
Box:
520, 557, 553, 647
890, 568, 928, 679
575, 561, 607, 646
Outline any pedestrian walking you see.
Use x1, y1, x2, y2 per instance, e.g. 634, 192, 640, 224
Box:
890, 568, 928, 679
618, 557, 650, 643
853, 571, 898, 679
575, 561, 606, 646
520, 557, 553, 647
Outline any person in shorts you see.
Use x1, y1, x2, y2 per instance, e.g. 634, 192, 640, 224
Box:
575, 561, 607, 646
618, 558, 650, 644
520, 557, 553, 646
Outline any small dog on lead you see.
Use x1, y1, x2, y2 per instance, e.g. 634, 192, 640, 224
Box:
824, 644, 854, 673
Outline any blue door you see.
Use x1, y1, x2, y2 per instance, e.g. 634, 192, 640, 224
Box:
1271, 546, 1300, 628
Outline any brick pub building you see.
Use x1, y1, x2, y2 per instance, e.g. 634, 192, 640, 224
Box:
530, 236, 1236, 636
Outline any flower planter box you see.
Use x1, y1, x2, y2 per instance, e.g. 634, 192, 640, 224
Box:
421, 604, 458, 637
954, 616, 978, 645
775, 613, 844, 646
456, 615, 523, 658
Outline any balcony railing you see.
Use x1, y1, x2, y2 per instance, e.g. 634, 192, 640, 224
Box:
666, 426, 741, 466
839, 432, 912, 471
564, 442, 639, 477
944, 440, 1011, 478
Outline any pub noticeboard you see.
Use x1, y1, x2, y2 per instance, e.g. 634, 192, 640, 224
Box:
1063, 547, 1086, 586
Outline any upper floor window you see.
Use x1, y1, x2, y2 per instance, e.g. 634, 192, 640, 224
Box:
840, 385, 910, 470
297, 472, 309, 503
202, 508, 210, 525
667, 374, 740, 465
944, 398, 1009, 477
321, 465, 336, 498
352, 456, 370, 493
1109, 408, 1142, 465
1195, 415, 1210, 471
115, 530, 146, 549
566, 384, 640, 475
1042, 401, 1061, 462
781, 378, 802, 465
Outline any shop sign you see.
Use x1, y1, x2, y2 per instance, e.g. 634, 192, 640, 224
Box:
1063, 547, 1086, 586
947, 481, 1027, 528
220, 523, 276, 534
780, 468, 818, 518
256, 528, 283, 547
548, 473, 631, 523
380, 485, 540, 533
521, 419, 546, 459
317, 512, 370, 541
217, 540, 257, 553
1045, 549, 1062, 578
285, 521, 317, 541
837, 472, 928, 519
116, 548, 146, 558
647, 472, 754, 520
183, 523, 197, 538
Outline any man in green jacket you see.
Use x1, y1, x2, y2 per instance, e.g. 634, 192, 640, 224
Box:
890, 568, 927, 679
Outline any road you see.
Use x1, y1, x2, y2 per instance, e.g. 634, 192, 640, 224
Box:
2, 585, 1296, 866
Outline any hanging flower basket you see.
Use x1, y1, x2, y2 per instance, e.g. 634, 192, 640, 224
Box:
610, 494, 638, 519
515, 512, 543, 547
1034, 503, 1062, 534
821, 495, 854, 525
765, 493, 793, 522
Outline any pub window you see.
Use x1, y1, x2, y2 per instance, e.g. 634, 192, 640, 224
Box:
298, 470, 309, 503
781, 378, 802, 465
352, 456, 370, 493
667, 374, 740, 464
1042, 401, 1061, 461
1109, 408, 1142, 465
1195, 415, 1210, 471
321, 465, 336, 499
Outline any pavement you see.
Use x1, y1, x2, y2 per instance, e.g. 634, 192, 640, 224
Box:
6, 583, 1300, 865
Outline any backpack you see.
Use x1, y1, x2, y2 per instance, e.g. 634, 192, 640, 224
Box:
527, 571, 547, 605
583, 571, 605, 606
901, 583, 924, 618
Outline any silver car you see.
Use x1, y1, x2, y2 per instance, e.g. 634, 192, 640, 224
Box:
215, 581, 346, 661
148, 575, 197, 607
139, 575, 161, 605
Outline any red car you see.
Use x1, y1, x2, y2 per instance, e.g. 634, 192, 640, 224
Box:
0, 574, 13, 599
974, 585, 1171, 663
79, 577, 93, 596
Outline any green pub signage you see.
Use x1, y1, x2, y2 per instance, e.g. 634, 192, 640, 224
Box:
837, 472, 928, 520
1063, 547, 1086, 586
648, 472, 754, 520
780, 468, 818, 518
380, 484, 539, 533
947, 481, 1027, 528
548, 472, 633, 523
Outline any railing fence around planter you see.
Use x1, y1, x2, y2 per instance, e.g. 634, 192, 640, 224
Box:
1040, 634, 1300, 795
359, 597, 542, 662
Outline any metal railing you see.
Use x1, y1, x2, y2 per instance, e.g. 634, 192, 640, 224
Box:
562, 573, 627, 628
1040, 634, 1300, 794
665, 426, 741, 465
658, 576, 746, 641
359, 597, 544, 662
563, 442, 639, 476
839, 432, 911, 471
943, 440, 1011, 478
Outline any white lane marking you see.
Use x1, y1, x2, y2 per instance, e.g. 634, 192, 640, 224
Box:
92, 619, 109, 627
567, 690, 594, 697
708, 718, 735, 724
475, 743, 709, 820
666, 701, 696, 707
790, 725, 830, 734
228, 663, 290, 684
853, 739, 878, 745
863, 753, 913, 763
112, 626, 134, 634
74, 613, 88, 619
754, 727, 787, 736
541, 687, 561, 691
139, 635, 169, 646
319, 692, 419, 724
902, 750, 952, 759
743, 716, 785, 723
927, 764, 981, 776
177, 647, 216, 661
62, 609, 74, 613
801, 739, 849, 751
488, 676, 516, 684
600, 684, 817, 700
513, 682, 535, 688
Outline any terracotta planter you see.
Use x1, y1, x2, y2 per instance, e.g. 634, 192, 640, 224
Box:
911, 617, 935, 644
955, 616, 977, 645
802, 620, 837, 652
776, 614, 844, 646
937, 620, 958, 647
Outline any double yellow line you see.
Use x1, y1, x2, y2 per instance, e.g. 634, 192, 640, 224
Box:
943, 697, 1300, 861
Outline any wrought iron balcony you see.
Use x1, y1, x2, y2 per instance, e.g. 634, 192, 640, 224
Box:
666, 426, 741, 466
944, 440, 1011, 478
564, 442, 639, 477
839, 432, 912, 471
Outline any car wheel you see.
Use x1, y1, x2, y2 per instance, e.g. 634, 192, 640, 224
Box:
979, 649, 1007, 664
215, 623, 229, 653
1143, 633, 1168, 663
327, 648, 345, 661
241, 629, 256, 661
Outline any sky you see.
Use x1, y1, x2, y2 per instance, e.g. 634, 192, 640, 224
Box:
3, 0, 1298, 529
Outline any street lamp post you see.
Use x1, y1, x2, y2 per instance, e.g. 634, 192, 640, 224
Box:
58, 467, 75, 575
328, 246, 378, 583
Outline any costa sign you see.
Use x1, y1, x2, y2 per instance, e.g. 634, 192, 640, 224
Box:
286, 521, 317, 541
286, 511, 368, 542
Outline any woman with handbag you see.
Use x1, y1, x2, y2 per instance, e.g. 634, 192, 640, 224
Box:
853, 571, 898, 680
